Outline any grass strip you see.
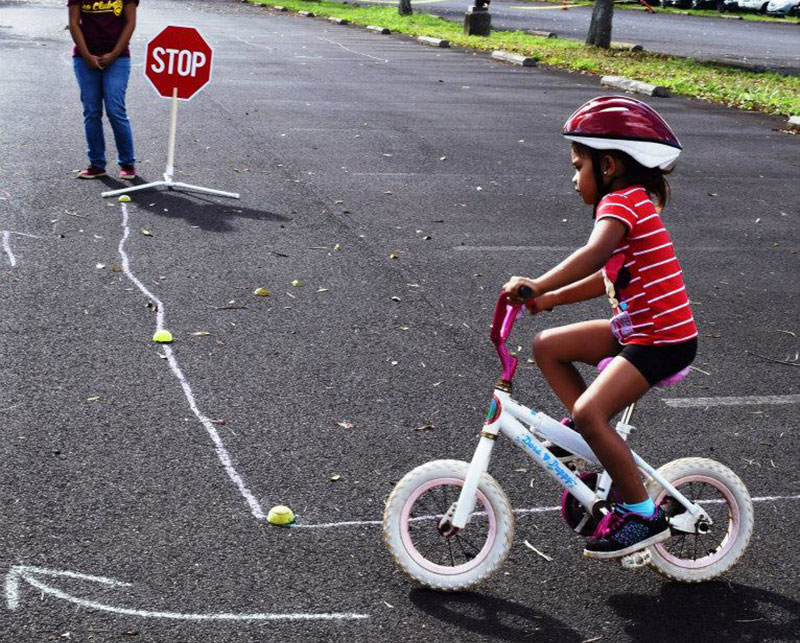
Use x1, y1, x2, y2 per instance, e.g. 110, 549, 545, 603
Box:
251, 0, 799, 116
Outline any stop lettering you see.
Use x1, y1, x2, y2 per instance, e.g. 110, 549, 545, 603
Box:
145, 26, 213, 100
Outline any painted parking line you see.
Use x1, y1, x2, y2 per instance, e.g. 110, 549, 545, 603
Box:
6, 566, 369, 621
316, 36, 389, 63
117, 203, 266, 521
663, 394, 800, 408
294, 493, 800, 529
2, 230, 41, 267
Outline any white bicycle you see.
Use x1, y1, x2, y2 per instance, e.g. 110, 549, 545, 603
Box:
384, 290, 753, 591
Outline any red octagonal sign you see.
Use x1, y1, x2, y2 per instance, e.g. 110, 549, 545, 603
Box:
145, 26, 213, 100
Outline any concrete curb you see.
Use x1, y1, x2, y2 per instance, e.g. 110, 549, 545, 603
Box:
527, 29, 556, 38
788, 116, 800, 131
491, 50, 537, 67
417, 36, 450, 48
601, 75, 669, 97
611, 42, 644, 52
329, 17, 350, 24
273, 5, 288, 10
298, 10, 316, 16
367, 25, 391, 34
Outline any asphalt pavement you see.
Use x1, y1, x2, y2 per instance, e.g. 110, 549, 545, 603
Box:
345, 0, 800, 75
0, 0, 798, 641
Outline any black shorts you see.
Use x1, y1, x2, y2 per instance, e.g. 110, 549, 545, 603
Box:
616, 339, 697, 387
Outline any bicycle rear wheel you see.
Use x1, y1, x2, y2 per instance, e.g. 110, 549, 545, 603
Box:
646, 457, 753, 582
383, 459, 514, 591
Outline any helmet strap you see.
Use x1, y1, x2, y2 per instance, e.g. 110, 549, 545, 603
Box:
591, 149, 608, 218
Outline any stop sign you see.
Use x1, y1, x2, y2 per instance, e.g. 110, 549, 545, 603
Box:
145, 26, 213, 100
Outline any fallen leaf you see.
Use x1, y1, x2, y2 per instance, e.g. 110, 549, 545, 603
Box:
330, 473, 341, 482
141, 228, 152, 237
414, 424, 435, 432
399, 326, 410, 331
253, 287, 269, 297
291, 279, 303, 287
439, 156, 447, 161
333, 243, 342, 251
95, 263, 105, 269
337, 421, 353, 429
317, 288, 329, 293
334, 199, 344, 204
86, 396, 100, 402
191, 331, 211, 336
389, 251, 399, 259
391, 296, 401, 302
111, 264, 122, 272
476, 186, 483, 191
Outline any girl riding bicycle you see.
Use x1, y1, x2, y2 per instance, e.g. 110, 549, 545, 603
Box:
504, 96, 698, 560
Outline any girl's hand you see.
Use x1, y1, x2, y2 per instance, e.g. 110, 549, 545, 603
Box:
86, 55, 104, 70
532, 292, 557, 314
503, 276, 538, 304
98, 52, 118, 67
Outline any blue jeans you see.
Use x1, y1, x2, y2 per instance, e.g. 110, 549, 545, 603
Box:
73, 56, 135, 168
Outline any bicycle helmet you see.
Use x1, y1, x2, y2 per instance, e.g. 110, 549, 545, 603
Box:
562, 96, 682, 170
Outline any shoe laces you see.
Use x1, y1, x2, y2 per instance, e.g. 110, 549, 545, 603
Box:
593, 510, 625, 540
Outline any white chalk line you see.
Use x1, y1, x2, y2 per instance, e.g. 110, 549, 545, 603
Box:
293, 494, 800, 530
315, 36, 389, 63
6, 566, 368, 621
2, 230, 41, 267
663, 394, 800, 408
118, 204, 266, 521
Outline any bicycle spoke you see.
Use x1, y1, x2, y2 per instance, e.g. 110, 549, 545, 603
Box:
455, 533, 483, 555
446, 537, 456, 567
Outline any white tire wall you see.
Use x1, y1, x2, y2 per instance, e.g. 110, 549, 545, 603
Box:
646, 457, 753, 583
383, 459, 514, 591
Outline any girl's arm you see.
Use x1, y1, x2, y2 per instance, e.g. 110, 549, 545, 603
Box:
98, 3, 137, 66
536, 270, 605, 310
68, 5, 102, 69
505, 218, 626, 300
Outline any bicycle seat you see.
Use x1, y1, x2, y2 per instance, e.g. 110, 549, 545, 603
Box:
596, 357, 690, 388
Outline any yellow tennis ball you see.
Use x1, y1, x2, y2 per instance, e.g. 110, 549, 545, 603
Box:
152, 329, 174, 343
118, 195, 131, 202
267, 505, 295, 526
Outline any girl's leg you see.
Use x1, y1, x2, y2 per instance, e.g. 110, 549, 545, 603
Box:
532, 319, 622, 413
73, 57, 106, 168
102, 57, 135, 166
571, 356, 651, 502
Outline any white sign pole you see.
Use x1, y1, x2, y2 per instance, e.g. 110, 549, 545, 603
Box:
164, 88, 178, 183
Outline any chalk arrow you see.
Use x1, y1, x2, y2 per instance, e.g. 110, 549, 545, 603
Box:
6, 565, 369, 622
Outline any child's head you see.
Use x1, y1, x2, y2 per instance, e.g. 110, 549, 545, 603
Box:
563, 96, 682, 213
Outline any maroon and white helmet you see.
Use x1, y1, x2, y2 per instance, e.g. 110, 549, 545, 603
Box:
562, 96, 682, 170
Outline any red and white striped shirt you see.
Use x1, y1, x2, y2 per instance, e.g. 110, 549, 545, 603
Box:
596, 186, 698, 346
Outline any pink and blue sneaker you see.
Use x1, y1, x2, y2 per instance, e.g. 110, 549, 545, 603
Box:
584, 506, 670, 559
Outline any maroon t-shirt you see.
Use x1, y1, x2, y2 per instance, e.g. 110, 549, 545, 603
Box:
68, 0, 139, 58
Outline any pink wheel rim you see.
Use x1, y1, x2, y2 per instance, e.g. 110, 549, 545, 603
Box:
655, 474, 740, 569
400, 477, 497, 576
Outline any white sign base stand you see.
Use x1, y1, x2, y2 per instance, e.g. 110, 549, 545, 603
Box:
102, 89, 239, 200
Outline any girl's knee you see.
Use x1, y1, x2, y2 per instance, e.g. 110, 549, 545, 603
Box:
532, 330, 555, 362
571, 400, 608, 440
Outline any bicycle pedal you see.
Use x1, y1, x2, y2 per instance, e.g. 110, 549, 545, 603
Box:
620, 548, 651, 570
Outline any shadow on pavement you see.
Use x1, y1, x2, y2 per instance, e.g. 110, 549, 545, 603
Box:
96, 176, 292, 232
610, 582, 800, 643
409, 589, 582, 642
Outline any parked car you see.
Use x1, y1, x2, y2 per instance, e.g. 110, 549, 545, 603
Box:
660, 0, 693, 8
765, 0, 800, 14
719, 0, 768, 10
692, 0, 724, 9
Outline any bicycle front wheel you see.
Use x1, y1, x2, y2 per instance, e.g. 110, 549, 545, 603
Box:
383, 459, 514, 591
646, 457, 753, 582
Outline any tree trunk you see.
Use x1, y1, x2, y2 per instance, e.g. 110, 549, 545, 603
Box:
398, 0, 412, 15
586, 0, 614, 48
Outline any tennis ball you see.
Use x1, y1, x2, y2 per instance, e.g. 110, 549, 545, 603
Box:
118, 195, 131, 203
267, 505, 295, 526
152, 329, 174, 343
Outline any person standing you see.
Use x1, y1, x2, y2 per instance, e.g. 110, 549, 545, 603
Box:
68, 0, 139, 180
